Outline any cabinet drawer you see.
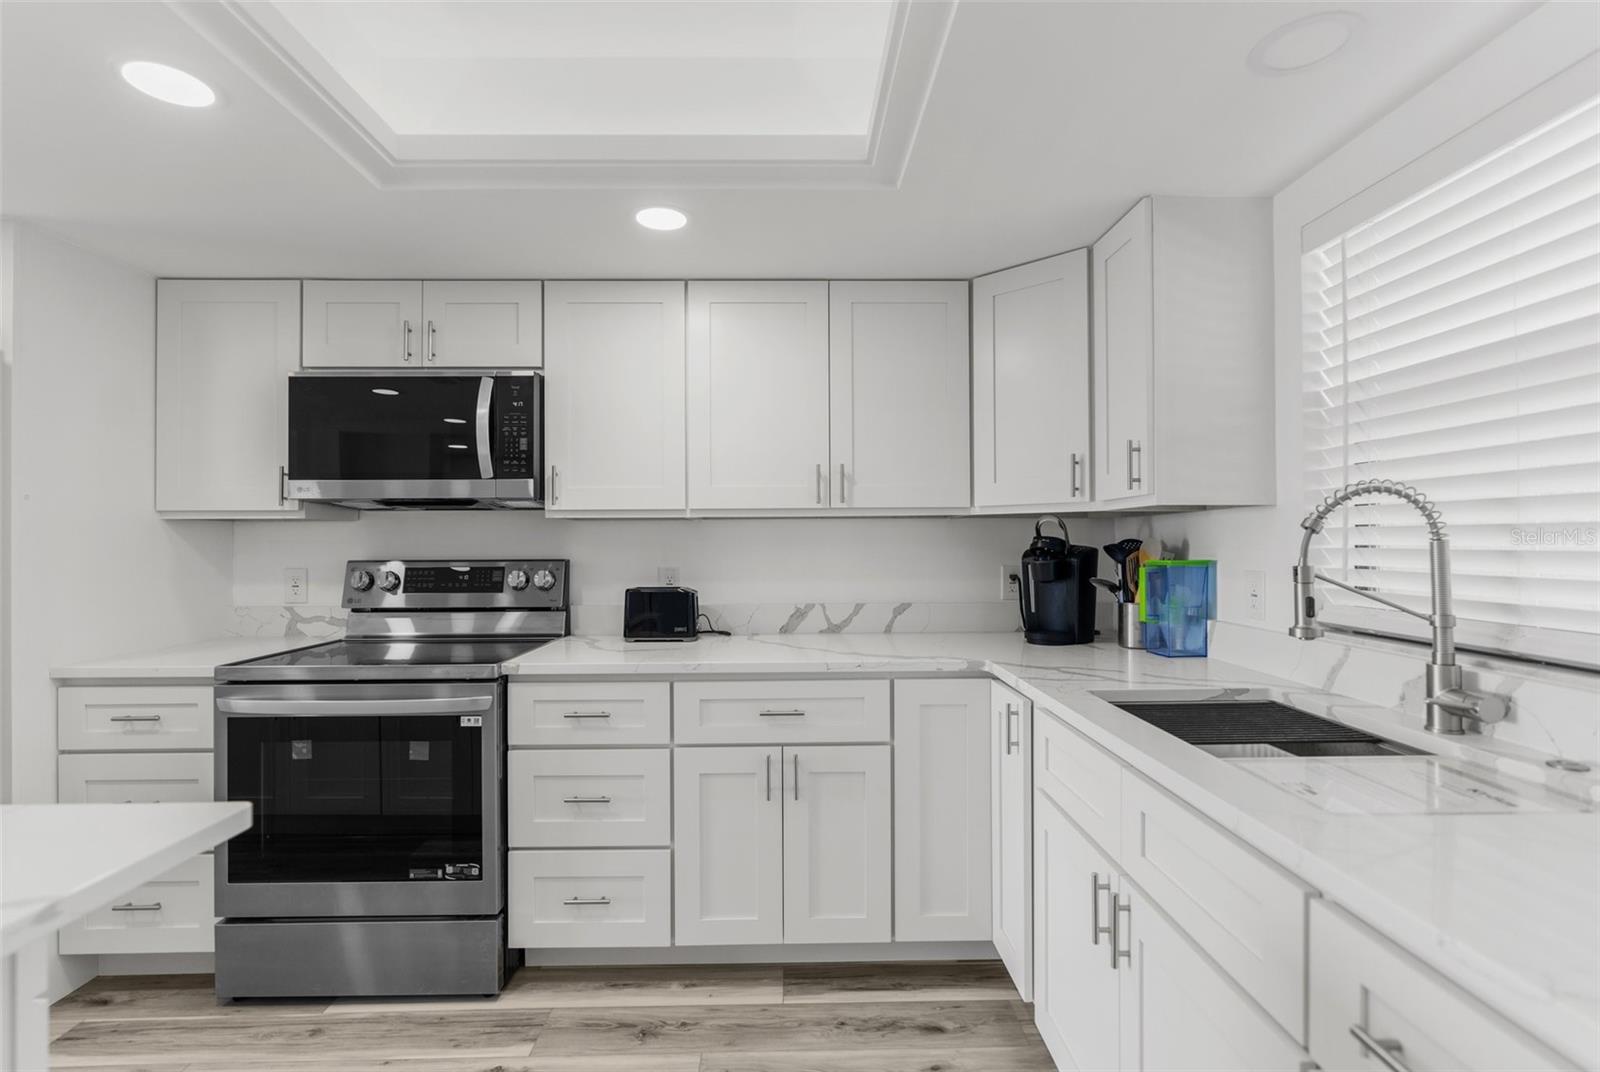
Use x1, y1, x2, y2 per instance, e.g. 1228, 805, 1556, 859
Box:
508, 682, 670, 746
58, 856, 215, 955
58, 685, 213, 752
673, 680, 890, 744
508, 849, 671, 948
57, 752, 213, 803
1034, 709, 1122, 856
1120, 772, 1311, 1043
1308, 900, 1575, 1071
508, 749, 670, 848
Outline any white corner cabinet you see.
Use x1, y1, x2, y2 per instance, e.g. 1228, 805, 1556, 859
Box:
685, 280, 971, 514
1090, 196, 1274, 509
990, 681, 1033, 999
302, 280, 542, 368
155, 279, 338, 519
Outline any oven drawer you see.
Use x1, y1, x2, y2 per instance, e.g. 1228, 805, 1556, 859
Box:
57, 752, 213, 803
508, 682, 670, 746
508, 749, 671, 848
672, 680, 891, 744
58, 856, 215, 955
508, 849, 671, 948
58, 685, 213, 752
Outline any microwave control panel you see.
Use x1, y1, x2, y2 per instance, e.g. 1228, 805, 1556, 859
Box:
495, 374, 540, 479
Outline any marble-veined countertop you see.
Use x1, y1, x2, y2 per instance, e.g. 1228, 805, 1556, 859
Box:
50, 636, 323, 680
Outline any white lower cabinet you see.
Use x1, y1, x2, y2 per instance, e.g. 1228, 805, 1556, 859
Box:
508, 849, 671, 948
674, 744, 890, 946
57, 752, 213, 803
58, 856, 216, 956
1308, 900, 1575, 1072
892, 680, 991, 942
992, 682, 1032, 999
508, 749, 671, 849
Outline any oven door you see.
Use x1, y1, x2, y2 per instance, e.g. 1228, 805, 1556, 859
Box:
215, 682, 503, 918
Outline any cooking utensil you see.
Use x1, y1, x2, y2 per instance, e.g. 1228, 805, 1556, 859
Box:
1103, 539, 1144, 601
1091, 577, 1123, 601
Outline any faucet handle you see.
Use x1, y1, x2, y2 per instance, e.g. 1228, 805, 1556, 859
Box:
1426, 688, 1509, 726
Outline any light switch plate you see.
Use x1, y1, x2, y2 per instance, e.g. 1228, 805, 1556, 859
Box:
1243, 570, 1265, 620
284, 567, 308, 604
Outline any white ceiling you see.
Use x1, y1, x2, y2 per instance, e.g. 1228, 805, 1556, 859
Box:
0, 0, 1539, 279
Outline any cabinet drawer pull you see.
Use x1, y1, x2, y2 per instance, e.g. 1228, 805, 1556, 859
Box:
562, 896, 611, 907
1110, 893, 1132, 968
561, 795, 612, 805
562, 711, 612, 719
1091, 873, 1112, 945
1349, 1026, 1411, 1072
111, 902, 163, 912
109, 714, 164, 723
403, 319, 413, 362
758, 709, 805, 717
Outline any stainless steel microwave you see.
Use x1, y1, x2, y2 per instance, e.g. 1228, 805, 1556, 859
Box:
285, 371, 542, 509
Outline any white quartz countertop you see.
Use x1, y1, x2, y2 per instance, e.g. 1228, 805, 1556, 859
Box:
511, 633, 1600, 1067
50, 636, 321, 680
1, 803, 251, 954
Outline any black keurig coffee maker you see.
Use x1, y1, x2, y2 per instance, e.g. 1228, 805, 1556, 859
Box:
1017, 516, 1099, 645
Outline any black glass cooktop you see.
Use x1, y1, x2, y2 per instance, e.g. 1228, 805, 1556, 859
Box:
219, 638, 552, 682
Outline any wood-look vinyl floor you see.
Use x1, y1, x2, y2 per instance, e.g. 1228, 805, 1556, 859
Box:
51, 961, 1054, 1072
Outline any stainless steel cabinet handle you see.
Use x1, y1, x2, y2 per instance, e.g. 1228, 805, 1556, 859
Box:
111, 902, 162, 912
1091, 873, 1112, 945
563, 896, 611, 906
1111, 894, 1132, 968
1127, 440, 1143, 490
1070, 453, 1082, 498
759, 709, 805, 717
278, 464, 288, 506
793, 753, 800, 801
1349, 1026, 1412, 1072
109, 714, 163, 723
1005, 704, 1019, 754
550, 465, 559, 505
562, 795, 612, 804
816, 463, 824, 505
765, 753, 773, 802
403, 319, 413, 362
562, 711, 612, 720
426, 319, 437, 362
838, 463, 847, 505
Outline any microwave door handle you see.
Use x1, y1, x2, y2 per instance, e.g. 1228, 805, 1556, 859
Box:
475, 376, 494, 479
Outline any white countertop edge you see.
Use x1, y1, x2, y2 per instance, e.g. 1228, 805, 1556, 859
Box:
1, 803, 251, 955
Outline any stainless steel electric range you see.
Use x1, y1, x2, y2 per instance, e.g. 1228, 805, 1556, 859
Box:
212, 558, 568, 1002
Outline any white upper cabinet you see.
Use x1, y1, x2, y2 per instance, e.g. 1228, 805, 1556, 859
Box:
688, 281, 831, 510
156, 279, 326, 517
973, 251, 1091, 510
421, 281, 542, 368
1091, 201, 1153, 503
302, 280, 423, 367
543, 281, 686, 513
829, 282, 970, 510
1090, 196, 1274, 508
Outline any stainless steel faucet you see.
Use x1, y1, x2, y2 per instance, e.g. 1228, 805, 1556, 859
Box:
1291, 479, 1508, 735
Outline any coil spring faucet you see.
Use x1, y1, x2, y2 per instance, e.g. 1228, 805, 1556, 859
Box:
1291, 479, 1508, 735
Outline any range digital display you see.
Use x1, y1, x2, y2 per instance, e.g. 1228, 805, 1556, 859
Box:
400, 566, 506, 594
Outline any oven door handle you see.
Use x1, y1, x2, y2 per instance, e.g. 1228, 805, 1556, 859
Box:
475, 376, 494, 480
216, 696, 493, 717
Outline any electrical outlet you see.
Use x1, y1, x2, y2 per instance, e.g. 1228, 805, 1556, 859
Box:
284, 567, 308, 605
1243, 570, 1265, 620
658, 565, 682, 587
1002, 565, 1020, 600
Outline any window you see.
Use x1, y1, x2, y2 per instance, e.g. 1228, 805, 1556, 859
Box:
1302, 97, 1600, 668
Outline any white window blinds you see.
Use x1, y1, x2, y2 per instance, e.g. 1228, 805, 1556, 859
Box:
1302, 96, 1600, 668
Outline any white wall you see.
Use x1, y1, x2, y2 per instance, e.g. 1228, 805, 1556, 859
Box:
1, 222, 236, 993
233, 511, 1114, 613
1119, 3, 1600, 642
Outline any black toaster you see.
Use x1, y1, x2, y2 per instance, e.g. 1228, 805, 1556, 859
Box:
623, 586, 700, 641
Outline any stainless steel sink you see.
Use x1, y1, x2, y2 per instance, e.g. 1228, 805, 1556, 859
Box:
1107, 698, 1428, 757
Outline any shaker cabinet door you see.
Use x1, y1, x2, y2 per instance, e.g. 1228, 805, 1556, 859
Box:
302, 280, 423, 368
421, 281, 542, 368
673, 746, 784, 946
992, 683, 1033, 999
973, 250, 1090, 509
782, 744, 892, 944
1092, 199, 1154, 502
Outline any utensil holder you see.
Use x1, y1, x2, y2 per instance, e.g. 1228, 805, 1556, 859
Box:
1117, 602, 1145, 650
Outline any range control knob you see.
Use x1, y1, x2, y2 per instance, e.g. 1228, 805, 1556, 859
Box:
377, 570, 402, 593
531, 569, 557, 592
348, 568, 374, 592
506, 569, 530, 591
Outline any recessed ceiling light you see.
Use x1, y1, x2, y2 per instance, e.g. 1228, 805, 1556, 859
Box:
1247, 12, 1363, 76
635, 207, 688, 231
120, 61, 216, 107
371, 388, 400, 396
